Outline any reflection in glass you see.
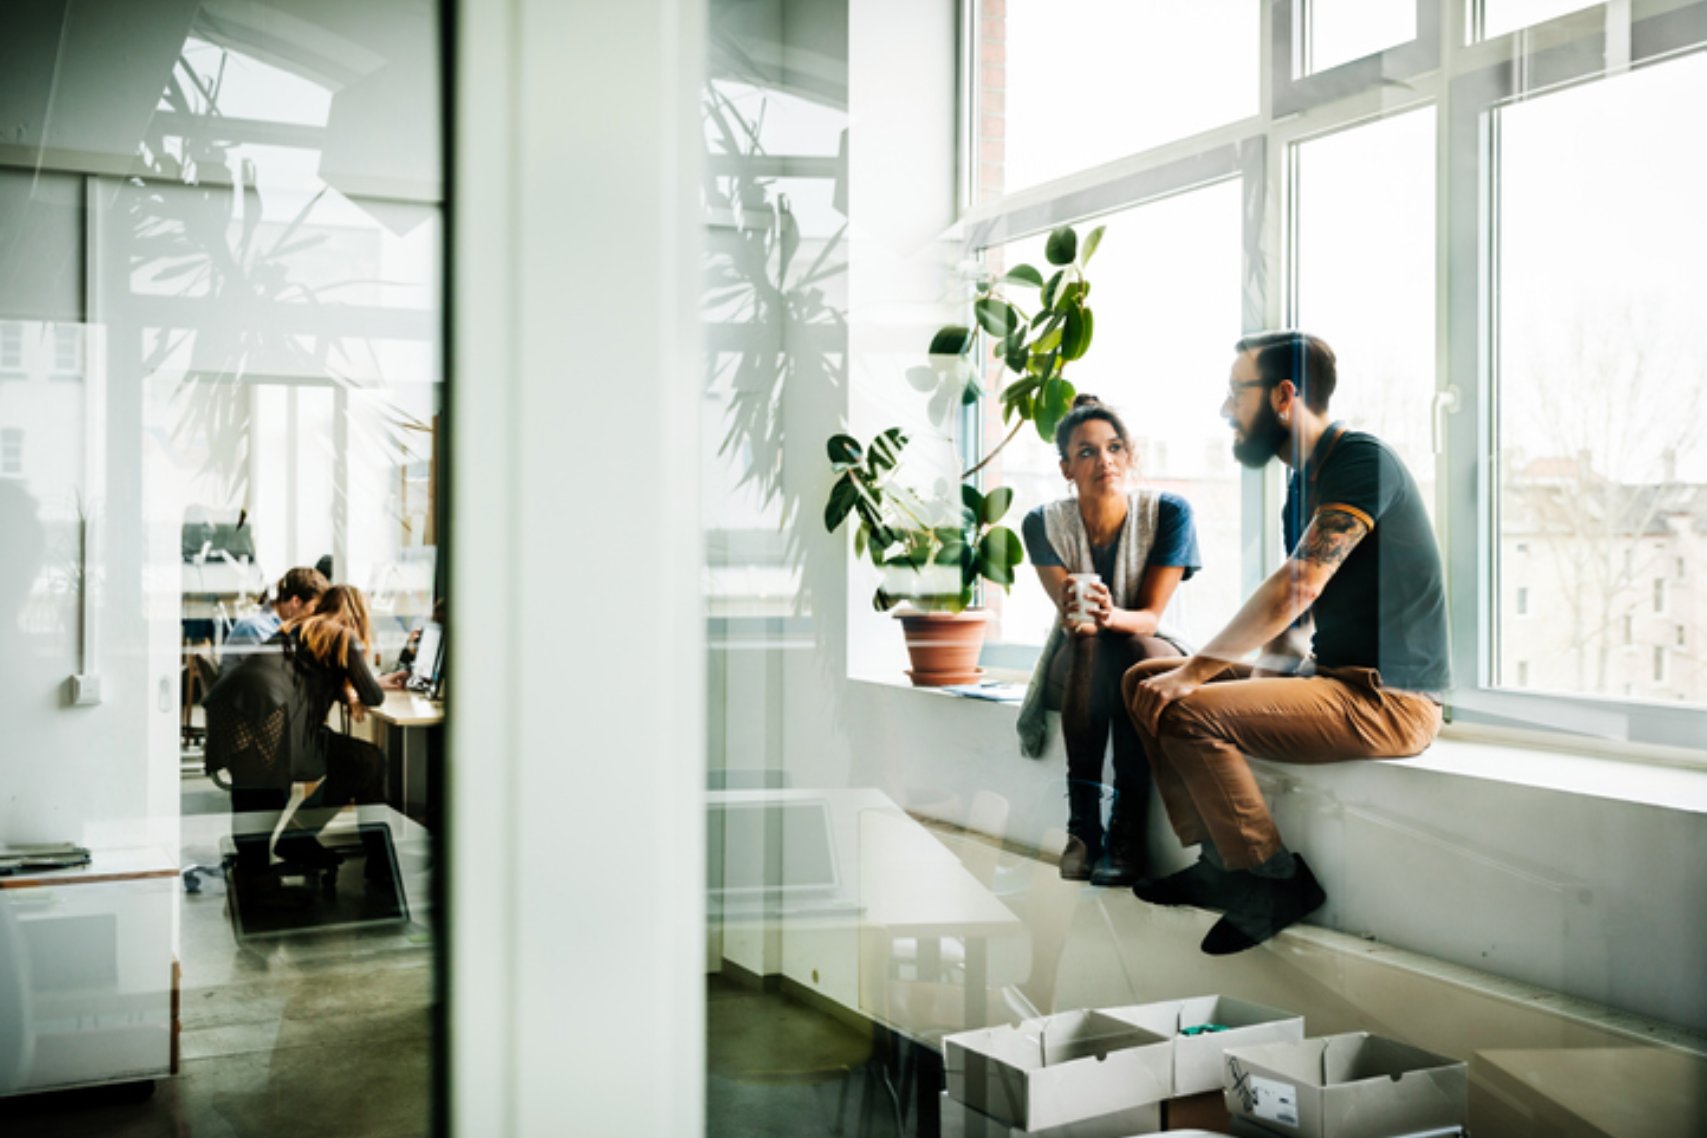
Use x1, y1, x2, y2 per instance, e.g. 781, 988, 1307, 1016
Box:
0, 4, 441, 1129
1495, 55, 1707, 707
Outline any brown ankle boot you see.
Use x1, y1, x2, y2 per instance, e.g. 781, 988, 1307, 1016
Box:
1059, 834, 1095, 881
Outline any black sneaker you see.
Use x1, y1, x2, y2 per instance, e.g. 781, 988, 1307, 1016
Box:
1090, 850, 1142, 888
1200, 856, 1326, 955
1059, 835, 1096, 881
1131, 857, 1245, 910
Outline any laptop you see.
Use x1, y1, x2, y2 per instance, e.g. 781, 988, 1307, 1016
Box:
408, 622, 444, 695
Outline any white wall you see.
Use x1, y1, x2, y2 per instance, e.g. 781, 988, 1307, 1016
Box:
704, 0, 1707, 1038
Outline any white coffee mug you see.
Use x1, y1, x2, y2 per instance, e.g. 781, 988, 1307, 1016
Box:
1067, 573, 1101, 624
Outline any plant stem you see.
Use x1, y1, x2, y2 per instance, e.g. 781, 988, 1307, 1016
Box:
962, 418, 1027, 481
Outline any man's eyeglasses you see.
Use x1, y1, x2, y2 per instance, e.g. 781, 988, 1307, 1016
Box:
1222, 378, 1272, 404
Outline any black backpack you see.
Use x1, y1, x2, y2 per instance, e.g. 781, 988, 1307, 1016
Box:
201, 636, 300, 791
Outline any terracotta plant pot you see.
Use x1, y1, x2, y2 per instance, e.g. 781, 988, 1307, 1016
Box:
895, 608, 989, 686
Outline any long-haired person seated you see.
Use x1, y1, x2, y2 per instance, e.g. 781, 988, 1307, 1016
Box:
1015, 395, 1200, 887
206, 584, 388, 873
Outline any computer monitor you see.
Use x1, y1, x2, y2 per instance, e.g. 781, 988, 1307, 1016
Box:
410, 622, 443, 692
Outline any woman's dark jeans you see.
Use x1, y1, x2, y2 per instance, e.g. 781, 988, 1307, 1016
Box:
1046, 630, 1180, 863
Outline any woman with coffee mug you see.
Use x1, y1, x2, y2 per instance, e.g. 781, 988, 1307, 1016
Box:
1015, 395, 1200, 885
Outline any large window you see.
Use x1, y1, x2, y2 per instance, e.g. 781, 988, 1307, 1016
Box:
996, 1, 1260, 195
970, 1, 1707, 756
981, 183, 1246, 649
1491, 52, 1707, 714
1292, 106, 1438, 515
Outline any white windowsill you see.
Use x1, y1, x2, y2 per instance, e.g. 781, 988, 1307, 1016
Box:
848, 672, 1707, 816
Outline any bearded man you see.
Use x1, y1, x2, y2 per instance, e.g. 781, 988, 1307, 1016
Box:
1121, 331, 1450, 955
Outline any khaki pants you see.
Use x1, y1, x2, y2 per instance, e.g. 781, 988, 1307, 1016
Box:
1120, 659, 1442, 870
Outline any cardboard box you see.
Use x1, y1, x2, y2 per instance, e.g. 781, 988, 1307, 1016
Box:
939, 1091, 1163, 1138
1222, 1033, 1468, 1138
1162, 1089, 1233, 1131
943, 1009, 1173, 1132
1107, 995, 1306, 1096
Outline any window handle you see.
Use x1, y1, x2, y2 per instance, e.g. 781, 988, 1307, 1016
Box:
1431, 386, 1461, 455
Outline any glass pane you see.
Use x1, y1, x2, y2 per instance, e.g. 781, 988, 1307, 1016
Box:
1480, 0, 1602, 41
979, 180, 1246, 650
0, 6, 443, 1128
988, 1, 1260, 196
1305, 0, 1417, 74
1293, 106, 1438, 521
1495, 55, 1707, 707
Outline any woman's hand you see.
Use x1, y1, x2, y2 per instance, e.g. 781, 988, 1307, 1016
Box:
380, 669, 409, 691
342, 681, 369, 722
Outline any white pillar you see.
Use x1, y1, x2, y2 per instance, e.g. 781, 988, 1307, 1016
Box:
450, 2, 707, 1135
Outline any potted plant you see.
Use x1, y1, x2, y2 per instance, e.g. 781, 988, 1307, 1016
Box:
823, 223, 1105, 685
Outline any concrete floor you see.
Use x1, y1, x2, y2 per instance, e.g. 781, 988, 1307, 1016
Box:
1, 777, 436, 1138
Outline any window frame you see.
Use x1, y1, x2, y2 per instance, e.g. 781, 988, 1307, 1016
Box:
1444, 2, 1707, 752
957, 0, 1707, 760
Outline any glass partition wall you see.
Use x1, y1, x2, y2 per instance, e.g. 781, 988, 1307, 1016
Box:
0, 4, 443, 1133
702, 2, 1707, 1137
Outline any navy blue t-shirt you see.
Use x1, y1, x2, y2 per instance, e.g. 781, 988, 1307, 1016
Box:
1021, 492, 1201, 589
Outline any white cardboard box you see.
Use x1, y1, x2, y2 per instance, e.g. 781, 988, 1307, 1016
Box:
939, 1091, 1162, 1138
943, 1009, 1173, 1132
1222, 1032, 1468, 1138
1105, 995, 1305, 1097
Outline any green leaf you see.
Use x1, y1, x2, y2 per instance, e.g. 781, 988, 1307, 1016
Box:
1036, 377, 1076, 442
974, 297, 1019, 338
1080, 224, 1106, 266
1002, 389, 1034, 424
867, 427, 906, 471
934, 540, 966, 566
824, 476, 860, 532
1033, 324, 1063, 354
853, 523, 868, 560
874, 588, 901, 612
1041, 269, 1064, 310
827, 434, 862, 468
929, 325, 973, 355
981, 486, 1015, 525
1045, 226, 1078, 266
1002, 263, 1044, 288
1062, 304, 1087, 360
1054, 280, 1087, 314
1066, 307, 1094, 361
976, 527, 1023, 586
960, 483, 985, 518
962, 380, 982, 405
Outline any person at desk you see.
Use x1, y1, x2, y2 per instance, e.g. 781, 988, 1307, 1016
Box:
273, 584, 390, 866
220, 566, 328, 675
1014, 395, 1200, 888
208, 584, 388, 870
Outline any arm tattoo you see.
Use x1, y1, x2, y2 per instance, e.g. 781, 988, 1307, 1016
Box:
1295, 510, 1368, 568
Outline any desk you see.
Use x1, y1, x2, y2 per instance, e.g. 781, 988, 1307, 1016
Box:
706, 788, 1020, 1039
0, 846, 177, 1096
369, 693, 444, 822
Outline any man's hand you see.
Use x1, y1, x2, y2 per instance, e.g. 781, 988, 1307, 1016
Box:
1133, 657, 1221, 734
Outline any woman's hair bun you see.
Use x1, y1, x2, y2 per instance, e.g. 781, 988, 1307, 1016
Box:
1071, 393, 1101, 409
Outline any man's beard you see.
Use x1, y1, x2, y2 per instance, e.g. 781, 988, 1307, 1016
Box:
1232, 399, 1290, 469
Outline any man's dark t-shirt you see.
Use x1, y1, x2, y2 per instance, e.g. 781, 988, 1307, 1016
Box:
1282, 426, 1450, 694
